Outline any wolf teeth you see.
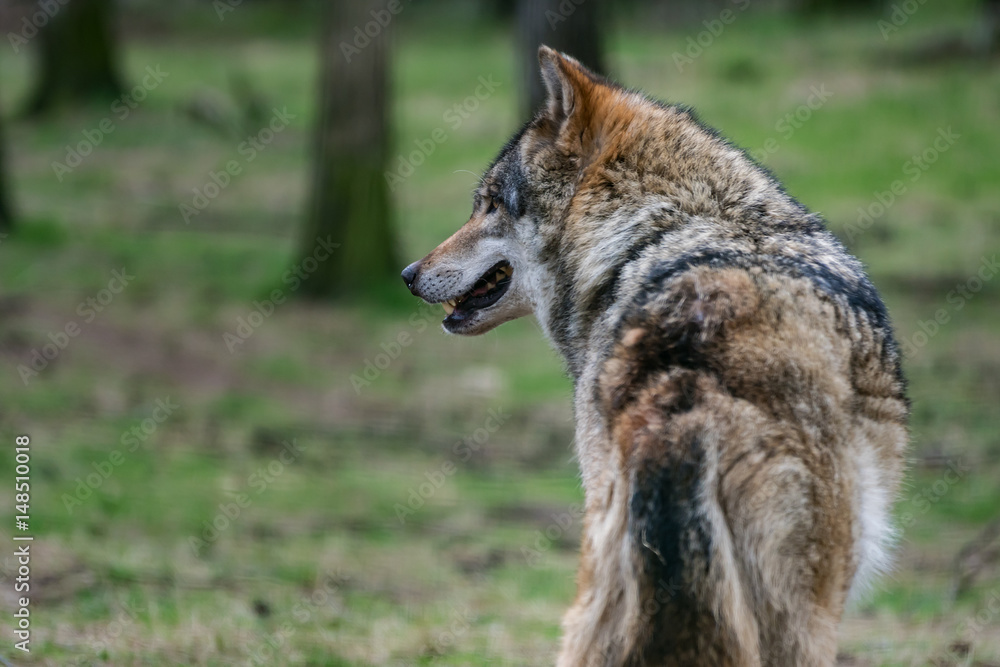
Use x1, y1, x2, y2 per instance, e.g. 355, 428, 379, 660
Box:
443, 265, 510, 317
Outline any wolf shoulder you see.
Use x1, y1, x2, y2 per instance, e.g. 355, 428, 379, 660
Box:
598, 235, 906, 415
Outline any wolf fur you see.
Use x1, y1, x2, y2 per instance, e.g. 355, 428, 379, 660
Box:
402, 46, 908, 666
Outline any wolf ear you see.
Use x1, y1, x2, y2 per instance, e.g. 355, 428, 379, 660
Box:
537, 45, 596, 126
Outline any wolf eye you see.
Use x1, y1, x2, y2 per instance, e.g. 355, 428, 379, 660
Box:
487, 197, 500, 214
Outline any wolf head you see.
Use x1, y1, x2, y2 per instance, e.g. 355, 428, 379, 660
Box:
402, 45, 791, 342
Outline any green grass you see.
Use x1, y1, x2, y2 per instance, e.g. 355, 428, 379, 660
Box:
1, 2, 999, 665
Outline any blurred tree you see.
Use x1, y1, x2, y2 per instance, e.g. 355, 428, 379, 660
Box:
896, 0, 1000, 62
0, 103, 12, 232
489, 0, 518, 20
984, 0, 1000, 52
796, 0, 882, 12
24, 0, 124, 116
517, 0, 607, 118
299, 0, 398, 299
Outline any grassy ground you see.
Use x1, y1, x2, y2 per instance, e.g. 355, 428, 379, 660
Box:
1, 2, 999, 665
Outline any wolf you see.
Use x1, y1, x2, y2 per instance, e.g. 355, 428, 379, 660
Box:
401, 46, 908, 666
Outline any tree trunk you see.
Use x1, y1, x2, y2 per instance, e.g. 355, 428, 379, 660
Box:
517, 0, 607, 119
985, 0, 1000, 53
24, 0, 124, 116
299, 0, 398, 299
0, 105, 13, 233
796, 0, 882, 13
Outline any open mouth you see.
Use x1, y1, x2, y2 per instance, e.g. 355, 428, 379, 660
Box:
441, 260, 513, 323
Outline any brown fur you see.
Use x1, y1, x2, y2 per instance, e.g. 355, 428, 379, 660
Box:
577, 267, 904, 665
403, 46, 908, 666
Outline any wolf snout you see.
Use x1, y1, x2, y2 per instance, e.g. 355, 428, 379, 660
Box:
401, 260, 421, 293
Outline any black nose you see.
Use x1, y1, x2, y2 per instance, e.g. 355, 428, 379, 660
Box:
401, 261, 420, 292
